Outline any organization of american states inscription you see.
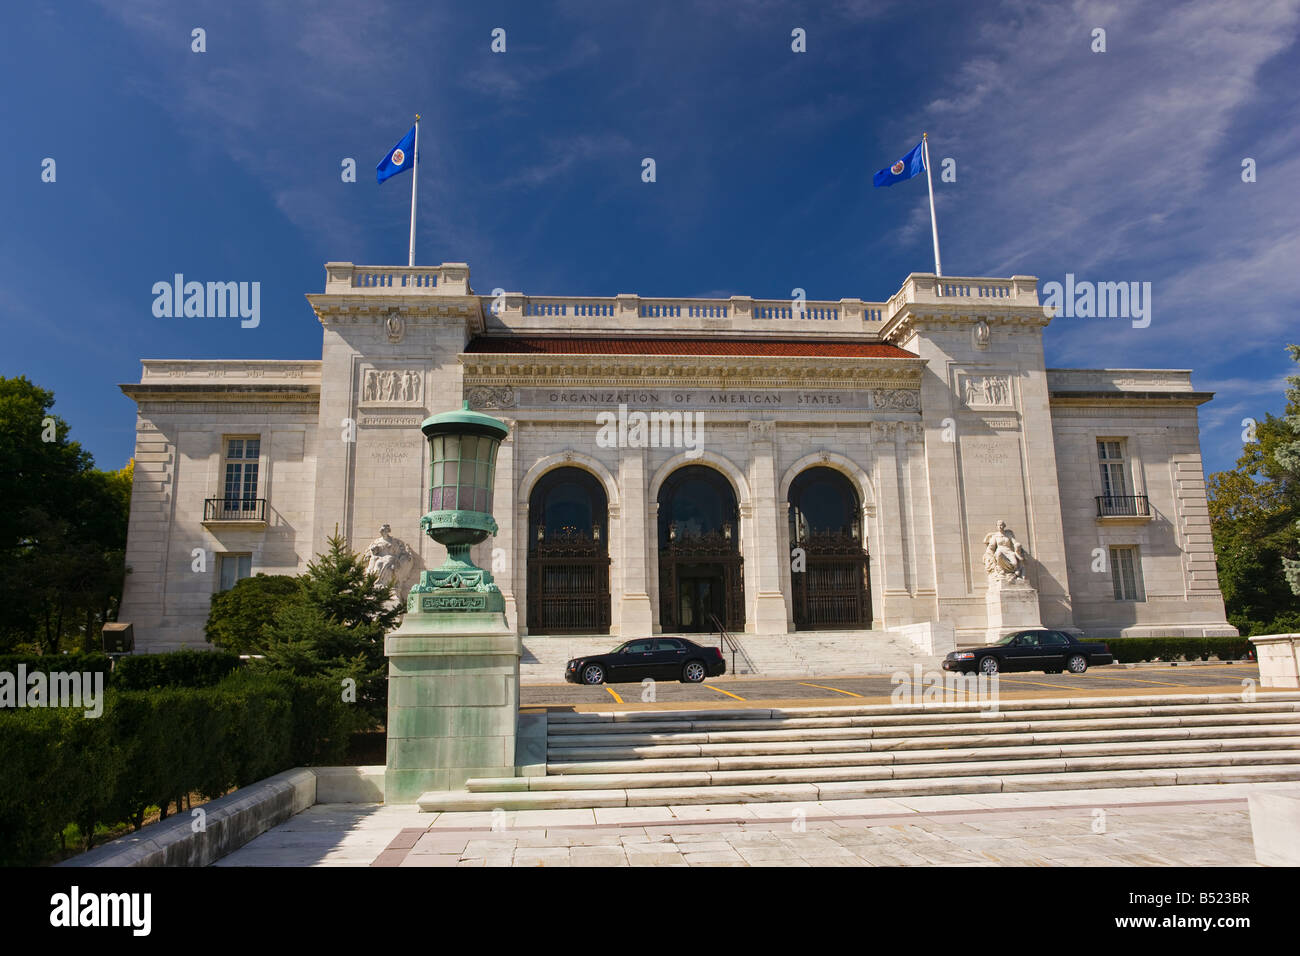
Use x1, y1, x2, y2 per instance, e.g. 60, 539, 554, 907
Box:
471, 387, 920, 412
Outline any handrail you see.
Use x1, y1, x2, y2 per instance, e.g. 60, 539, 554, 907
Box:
1095, 494, 1151, 518
709, 612, 739, 675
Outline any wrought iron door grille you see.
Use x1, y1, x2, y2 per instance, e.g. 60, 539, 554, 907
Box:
658, 531, 745, 632
792, 531, 870, 629
527, 529, 611, 634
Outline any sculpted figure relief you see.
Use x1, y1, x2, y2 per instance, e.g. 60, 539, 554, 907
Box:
364, 524, 415, 597
361, 369, 422, 405
983, 520, 1029, 583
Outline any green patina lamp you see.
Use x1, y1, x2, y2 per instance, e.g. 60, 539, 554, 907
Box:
406, 401, 509, 615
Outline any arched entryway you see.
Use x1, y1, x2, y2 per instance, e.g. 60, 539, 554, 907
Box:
527, 467, 611, 634
657, 465, 745, 632
788, 467, 871, 629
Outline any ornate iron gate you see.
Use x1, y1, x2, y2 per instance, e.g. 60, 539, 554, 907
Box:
658, 531, 745, 632
792, 531, 871, 629
527, 530, 611, 634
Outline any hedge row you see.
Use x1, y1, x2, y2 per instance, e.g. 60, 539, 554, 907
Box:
1102, 636, 1254, 663
112, 649, 243, 689
0, 669, 361, 866
0, 649, 243, 689
0, 653, 112, 679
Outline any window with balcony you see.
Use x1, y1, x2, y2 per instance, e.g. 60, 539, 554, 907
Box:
1098, 439, 1128, 496
1109, 546, 1144, 601
206, 436, 266, 522
1096, 439, 1149, 517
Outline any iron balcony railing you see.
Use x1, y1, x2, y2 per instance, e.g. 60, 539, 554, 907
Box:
1095, 495, 1150, 518
204, 497, 268, 522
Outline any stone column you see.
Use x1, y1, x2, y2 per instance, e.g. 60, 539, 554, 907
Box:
494, 420, 518, 632
747, 421, 790, 633
871, 422, 910, 625
617, 447, 654, 635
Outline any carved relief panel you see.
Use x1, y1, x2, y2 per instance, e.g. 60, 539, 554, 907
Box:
359, 367, 425, 407
957, 371, 1015, 410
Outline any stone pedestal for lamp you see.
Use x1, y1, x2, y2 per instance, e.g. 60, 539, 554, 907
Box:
384, 404, 522, 805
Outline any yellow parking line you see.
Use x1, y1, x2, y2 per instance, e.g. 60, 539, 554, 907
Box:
799, 682, 864, 698
703, 684, 747, 701
1079, 672, 1185, 687
994, 676, 1091, 691
604, 686, 623, 703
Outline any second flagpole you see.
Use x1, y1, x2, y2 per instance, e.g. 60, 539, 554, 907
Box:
922, 132, 942, 277
408, 114, 420, 267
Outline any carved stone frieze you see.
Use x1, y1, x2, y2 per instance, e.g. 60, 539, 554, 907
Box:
360, 367, 423, 405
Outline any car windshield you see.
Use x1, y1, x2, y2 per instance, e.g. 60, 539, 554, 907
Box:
994, 633, 1021, 645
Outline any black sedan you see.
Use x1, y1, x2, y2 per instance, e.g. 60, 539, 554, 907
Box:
942, 629, 1114, 676
565, 638, 727, 685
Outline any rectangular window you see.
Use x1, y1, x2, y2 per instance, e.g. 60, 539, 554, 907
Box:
222, 436, 261, 516
218, 553, 252, 592
1097, 439, 1129, 498
1110, 546, 1144, 601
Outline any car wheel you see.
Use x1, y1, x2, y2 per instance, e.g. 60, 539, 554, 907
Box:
681, 660, 707, 683
581, 664, 605, 685
978, 655, 999, 676
1066, 654, 1088, 674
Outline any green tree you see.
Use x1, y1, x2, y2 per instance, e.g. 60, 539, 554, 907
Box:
1207, 345, 1300, 635
0, 377, 130, 653
205, 574, 305, 655
1276, 345, 1300, 596
253, 532, 401, 724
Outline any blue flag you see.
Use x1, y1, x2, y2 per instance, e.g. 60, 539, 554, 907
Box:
873, 141, 925, 188
376, 125, 416, 183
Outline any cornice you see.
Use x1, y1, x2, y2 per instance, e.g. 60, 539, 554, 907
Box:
306, 294, 485, 332
459, 354, 927, 389
120, 384, 320, 404
883, 305, 1052, 343
1049, 390, 1214, 408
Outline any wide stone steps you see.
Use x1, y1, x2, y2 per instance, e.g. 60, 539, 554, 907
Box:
544, 713, 1300, 750
470, 749, 1300, 793
543, 736, 1300, 776
421, 765, 1300, 811
547, 724, 1300, 761
414, 693, 1300, 812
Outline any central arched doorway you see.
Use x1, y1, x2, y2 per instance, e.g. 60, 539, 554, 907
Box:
527, 467, 611, 634
657, 465, 744, 632
788, 467, 871, 629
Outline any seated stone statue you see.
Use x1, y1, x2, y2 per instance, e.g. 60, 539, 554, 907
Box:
983, 520, 1028, 583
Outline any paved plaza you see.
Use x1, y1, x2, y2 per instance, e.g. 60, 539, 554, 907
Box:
520, 662, 1261, 707
213, 782, 1294, 867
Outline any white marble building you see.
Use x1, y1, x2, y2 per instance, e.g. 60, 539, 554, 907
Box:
118, 262, 1236, 652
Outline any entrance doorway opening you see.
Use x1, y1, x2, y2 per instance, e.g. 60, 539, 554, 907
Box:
789, 466, 871, 629
527, 467, 611, 634
657, 465, 744, 632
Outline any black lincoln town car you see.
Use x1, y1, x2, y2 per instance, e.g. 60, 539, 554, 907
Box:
565, 638, 727, 685
943, 629, 1114, 676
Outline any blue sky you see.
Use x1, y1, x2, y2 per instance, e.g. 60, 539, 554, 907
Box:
2, 0, 1298, 479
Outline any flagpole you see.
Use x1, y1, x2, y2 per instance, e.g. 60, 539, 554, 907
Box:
408, 114, 420, 267
922, 132, 942, 277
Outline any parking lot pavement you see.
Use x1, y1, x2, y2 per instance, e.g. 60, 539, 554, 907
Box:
519, 663, 1265, 709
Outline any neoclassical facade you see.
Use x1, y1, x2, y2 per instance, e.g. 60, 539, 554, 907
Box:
118, 262, 1236, 652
